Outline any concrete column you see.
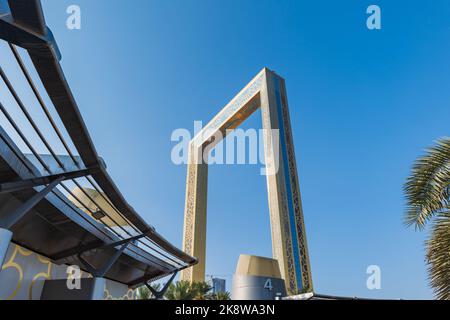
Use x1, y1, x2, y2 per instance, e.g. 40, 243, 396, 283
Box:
0, 228, 12, 269
90, 277, 106, 300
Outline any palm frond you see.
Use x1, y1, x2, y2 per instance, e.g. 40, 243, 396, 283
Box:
165, 281, 195, 300
137, 286, 151, 300
426, 212, 450, 300
404, 137, 450, 229
211, 292, 231, 300
164, 280, 212, 300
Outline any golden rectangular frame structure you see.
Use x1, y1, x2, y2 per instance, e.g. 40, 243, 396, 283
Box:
181, 68, 312, 294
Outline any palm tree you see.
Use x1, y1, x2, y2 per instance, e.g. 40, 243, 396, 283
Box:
211, 292, 231, 300
191, 281, 213, 300
165, 281, 196, 300
404, 137, 450, 300
164, 281, 213, 300
137, 286, 151, 300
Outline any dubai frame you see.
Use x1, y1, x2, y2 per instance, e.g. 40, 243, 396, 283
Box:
181, 68, 313, 293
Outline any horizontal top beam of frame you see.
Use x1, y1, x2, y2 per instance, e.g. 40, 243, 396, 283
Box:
191, 68, 267, 148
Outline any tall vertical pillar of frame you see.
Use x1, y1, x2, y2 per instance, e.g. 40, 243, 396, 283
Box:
181, 143, 208, 282
261, 70, 313, 294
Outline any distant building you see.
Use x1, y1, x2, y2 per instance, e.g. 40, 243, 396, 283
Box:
212, 278, 226, 294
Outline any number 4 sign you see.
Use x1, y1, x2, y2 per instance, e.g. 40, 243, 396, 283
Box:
264, 279, 273, 291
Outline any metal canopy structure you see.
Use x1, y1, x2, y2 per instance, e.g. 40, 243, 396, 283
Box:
0, 0, 196, 287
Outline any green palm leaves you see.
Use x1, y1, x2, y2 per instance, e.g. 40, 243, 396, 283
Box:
165, 281, 199, 300
138, 280, 232, 300
164, 281, 231, 300
213, 291, 232, 300
404, 137, 450, 300
426, 212, 450, 299
404, 138, 450, 229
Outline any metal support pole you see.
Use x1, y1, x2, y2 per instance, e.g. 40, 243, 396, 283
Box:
78, 239, 136, 300
90, 277, 106, 300
145, 271, 178, 300
0, 228, 13, 269
76, 235, 142, 278
0, 176, 64, 229
96, 242, 129, 278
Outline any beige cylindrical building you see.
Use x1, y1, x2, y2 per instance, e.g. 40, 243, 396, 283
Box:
232, 255, 286, 300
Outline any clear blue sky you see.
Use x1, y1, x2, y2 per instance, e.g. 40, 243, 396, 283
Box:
16, 0, 450, 299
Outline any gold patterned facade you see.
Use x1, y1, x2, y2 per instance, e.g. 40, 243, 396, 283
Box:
0, 243, 135, 300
